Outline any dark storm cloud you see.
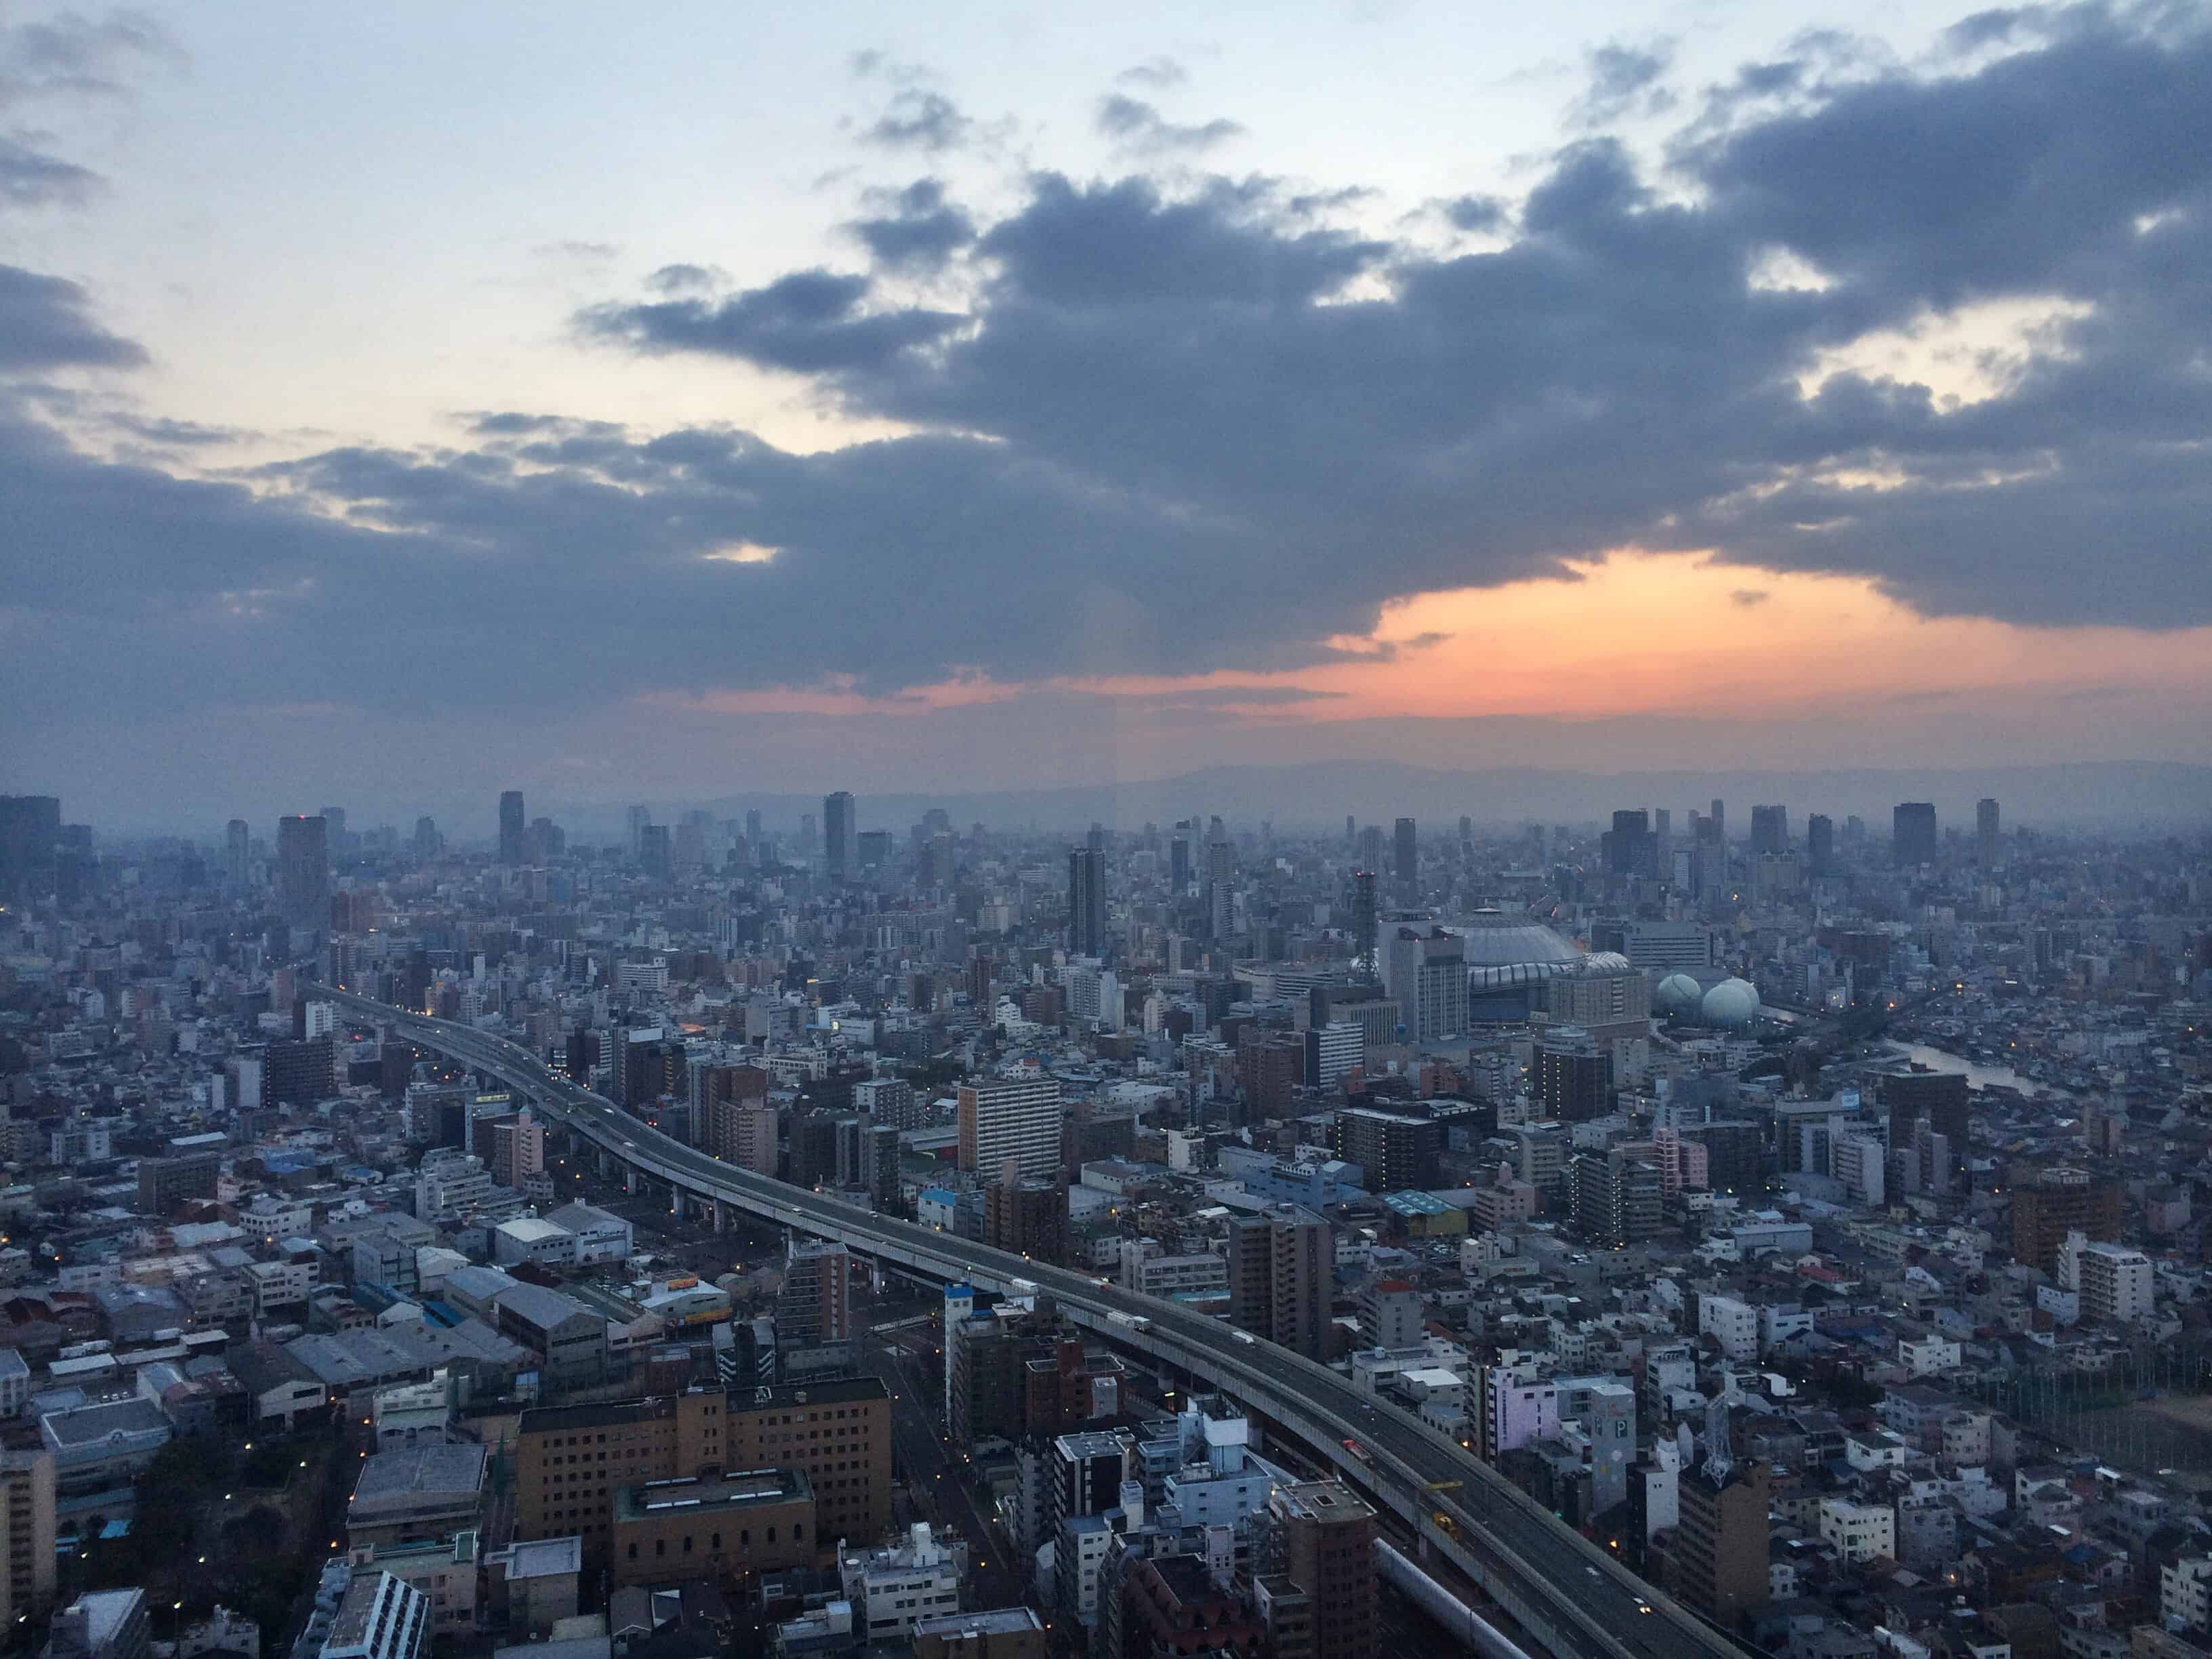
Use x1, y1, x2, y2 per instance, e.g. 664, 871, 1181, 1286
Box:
1442, 193, 1509, 232
846, 180, 975, 271
0, 264, 144, 367
5, 2, 2211, 727
1094, 94, 1244, 155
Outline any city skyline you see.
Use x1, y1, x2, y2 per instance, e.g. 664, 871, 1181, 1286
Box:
6, 3, 2212, 821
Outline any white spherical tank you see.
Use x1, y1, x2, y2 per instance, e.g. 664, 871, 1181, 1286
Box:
1655, 972, 1704, 1017
1701, 977, 1760, 1027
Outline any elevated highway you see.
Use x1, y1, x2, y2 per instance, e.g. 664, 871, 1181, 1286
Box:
317, 985, 1741, 1659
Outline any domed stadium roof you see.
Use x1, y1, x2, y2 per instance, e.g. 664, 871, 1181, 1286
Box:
1702, 977, 1761, 1027
1458, 909, 1584, 968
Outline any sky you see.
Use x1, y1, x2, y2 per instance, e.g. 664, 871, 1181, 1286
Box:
3, 1, 2211, 832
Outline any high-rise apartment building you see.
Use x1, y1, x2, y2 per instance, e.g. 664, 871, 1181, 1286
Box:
1258, 1481, 1378, 1659
498, 790, 525, 865
1225, 1204, 1330, 1359
0, 796, 60, 904
1602, 809, 1658, 878
1391, 817, 1416, 897
2010, 1165, 2123, 1273
958, 1076, 1063, 1182
1570, 1146, 1664, 1248
823, 791, 855, 883
0, 1450, 56, 1629
777, 1239, 854, 1349
1977, 797, 2001, 867
1380, 925, 1464, 1042
1334, 1108, 1441, 1193
1067, 846, 1106, 958
983, 1176, 1068, 1266
277, 814, 330, 928
1670, 1450, 1769, 1626
1893, 802, 1939, 865
224, 818, 251, 886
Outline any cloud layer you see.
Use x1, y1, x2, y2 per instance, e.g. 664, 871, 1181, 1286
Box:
4, 3, 2211, 741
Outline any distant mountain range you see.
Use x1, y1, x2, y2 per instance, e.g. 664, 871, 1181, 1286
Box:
544, 759, 2212, 839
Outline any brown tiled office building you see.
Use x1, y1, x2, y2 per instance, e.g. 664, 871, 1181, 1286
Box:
515, 1379, 890, 1574
610, 1468, 815, 1587
1668, 1459, 1769, 1628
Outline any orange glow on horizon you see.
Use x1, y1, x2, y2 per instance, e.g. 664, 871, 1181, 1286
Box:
640, 550, 2212, 724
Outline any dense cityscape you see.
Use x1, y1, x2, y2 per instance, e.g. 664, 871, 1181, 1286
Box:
0, 786, 2207, 1659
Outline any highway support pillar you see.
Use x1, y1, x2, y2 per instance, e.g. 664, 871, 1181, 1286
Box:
712, 1201, 726, 1234
626, 1166, 639, 1196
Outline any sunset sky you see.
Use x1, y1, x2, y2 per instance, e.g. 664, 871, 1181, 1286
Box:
3, 2, 2210, 829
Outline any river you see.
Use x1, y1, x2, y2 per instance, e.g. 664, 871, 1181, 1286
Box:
1886, 1040, 2081, 1097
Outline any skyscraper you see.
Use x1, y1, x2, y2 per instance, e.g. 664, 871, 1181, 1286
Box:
276, 815, 329, 928
1204, 837, 1234, 941
823, 791, 854, 882
498, 790, 525, 865
1805, 813, 1835, 876
1893, 802, 1939, 865
225, 818, 251, 886
1392, 816, 1416, 897
626, 804, 651, 856
1067, 846, 1106, 957
1749, 804, 1788, 856
0, 796, 60, 904
411, 816, 440, 859
1350, 869, 1378, 979
1977, 797, 2001, 867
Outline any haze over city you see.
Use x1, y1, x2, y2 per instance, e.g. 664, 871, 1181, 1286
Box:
7, 3, 2212, 825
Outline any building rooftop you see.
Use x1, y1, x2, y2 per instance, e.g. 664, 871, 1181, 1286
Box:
613, 1467, 811, 1520
352, 1442, 487, 1504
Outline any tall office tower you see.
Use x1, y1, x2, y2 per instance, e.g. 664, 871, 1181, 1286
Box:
1169, 832, 1191, 890
638, 823, 672, 878
823, 790, 855, 882
1356, 823, 1382, 872
0, 1450, 56, 1629
957, 1075, 1063, 1181
800, 811, 818, 853
529, 817, 563, 859
1381, 925, 1466, 1042
0, 795, 60, 903
1067, 846, 1107, 957
1204, 838, 1234, 941
1602, 808, 1657, 878
1652, 806, 1671, 860
1977, 797, 2001, 867
777, 1238, 854, 1347
1893, 801, 1939, 865
1225, 1204, 1330, 1359
924, 830, 956, 888
1709, 798, 1725, 841
1391, 816, 1416, 897
276, 815, 330, 928
1843, 813, 1866, 846
1258, 1481, 1379, 1659
1748, 804, 1788, 856
1805, 813, 1835, 876
744, 808, 764, 850
626, 804, 651, 855
1345, 813, 1356, 848
1351, 870, 1378, 979
672, 821, 705, 880
498, 790, 526, 865
224, 818, 251, 886
412, 816, 440, 859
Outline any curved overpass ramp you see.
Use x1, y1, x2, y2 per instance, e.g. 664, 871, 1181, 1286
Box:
317, 985, 1741, 1659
